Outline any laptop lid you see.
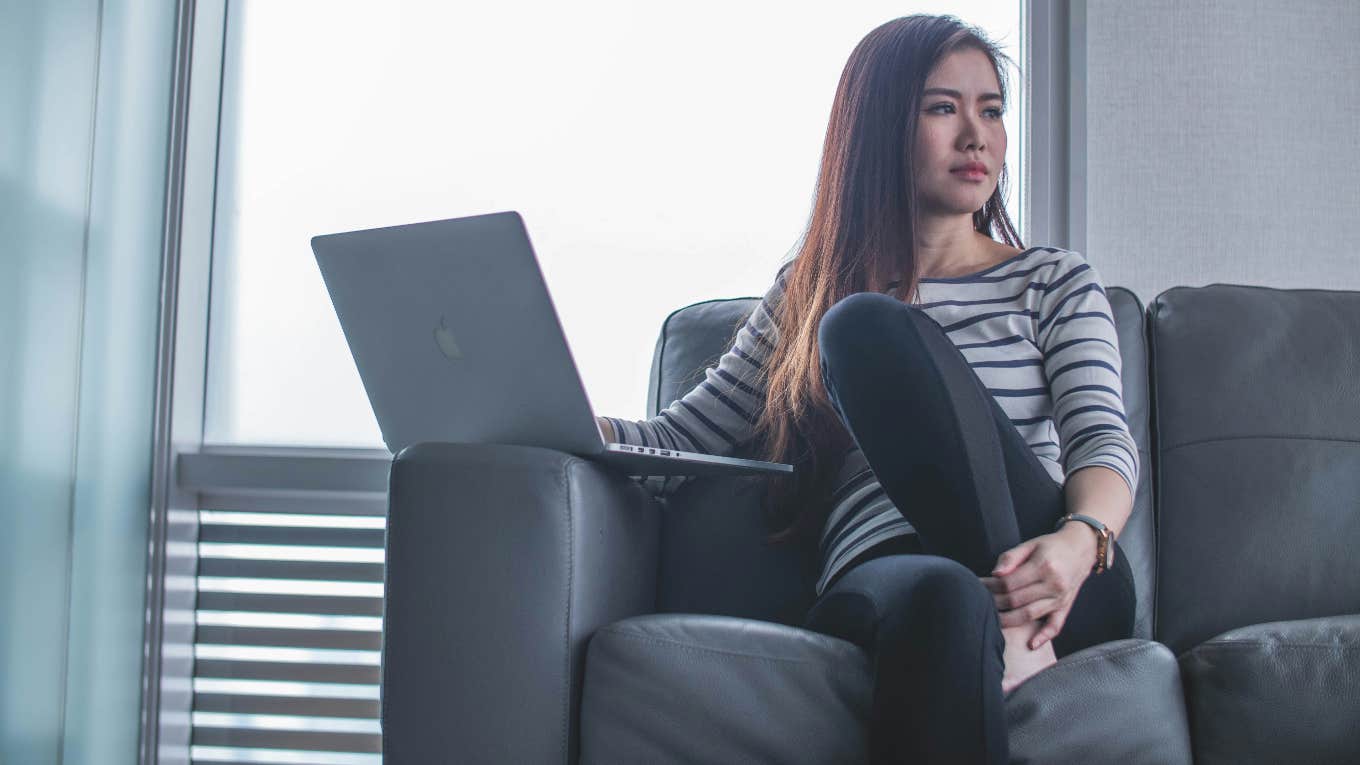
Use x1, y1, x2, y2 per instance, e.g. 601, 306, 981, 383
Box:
311, 210, 608, 457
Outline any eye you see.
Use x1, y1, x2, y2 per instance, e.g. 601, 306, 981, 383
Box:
927, 103, 1005, 118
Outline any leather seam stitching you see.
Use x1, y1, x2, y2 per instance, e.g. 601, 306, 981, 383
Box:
595, 629, 847, 667
1161, 433, 1360, 454
1192, 642, 1360, 651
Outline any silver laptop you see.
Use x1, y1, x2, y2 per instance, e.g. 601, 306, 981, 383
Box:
310, 210, 793, 477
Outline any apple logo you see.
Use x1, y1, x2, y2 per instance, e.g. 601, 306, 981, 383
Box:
433, 315, 463, 360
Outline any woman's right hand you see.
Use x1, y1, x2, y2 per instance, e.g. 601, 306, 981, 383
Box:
596, 416, 616, 442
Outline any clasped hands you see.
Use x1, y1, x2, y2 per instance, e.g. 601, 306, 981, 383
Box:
979, 522, 1101, 650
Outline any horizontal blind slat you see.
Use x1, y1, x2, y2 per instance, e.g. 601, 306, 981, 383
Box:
193, 678, 379, 700
198, 558, 385, 582
194, 745, 380, 756
195, 626, 381, 651
198, 525, 385, 548
193, 692, 378, 719
198, 490, 388, 514
191, 746, 380, 765
194, 660, 379, 685
198, 542, 384, 564
190, 726, 380, 753
199, 492, 389, 516
196, 593, 384, 617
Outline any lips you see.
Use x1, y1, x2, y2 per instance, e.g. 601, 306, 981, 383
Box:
951, 162, 988, 174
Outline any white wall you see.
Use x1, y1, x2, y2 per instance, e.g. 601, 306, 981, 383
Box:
1083, 0, 1360, 303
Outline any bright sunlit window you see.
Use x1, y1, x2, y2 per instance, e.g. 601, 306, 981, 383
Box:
205, 0, 1023, 448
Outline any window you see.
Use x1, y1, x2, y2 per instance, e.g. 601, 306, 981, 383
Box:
181, 2, 1024, 763
205, 0, 1024, 448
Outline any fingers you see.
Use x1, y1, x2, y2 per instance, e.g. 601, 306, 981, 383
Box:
1030, 606, 1071, 649
997, 596, 1061, 628
991, 539, 1037, 576
984, 558, 1047, 597
987, 580, 1053, 612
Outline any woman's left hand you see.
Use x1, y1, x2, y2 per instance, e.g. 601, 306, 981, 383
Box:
979, 523, 1099, 649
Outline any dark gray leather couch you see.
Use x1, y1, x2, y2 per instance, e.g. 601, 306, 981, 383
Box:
381, 284, 1360, 764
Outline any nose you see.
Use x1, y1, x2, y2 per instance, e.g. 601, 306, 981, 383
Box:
959, 120, 985, 153
957, 110, 987, 153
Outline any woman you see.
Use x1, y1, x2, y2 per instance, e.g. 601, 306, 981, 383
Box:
597, 14, 1137, 764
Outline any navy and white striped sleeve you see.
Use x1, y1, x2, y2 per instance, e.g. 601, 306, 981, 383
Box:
602, 264, 789, 495
1036, 252, 1139, 497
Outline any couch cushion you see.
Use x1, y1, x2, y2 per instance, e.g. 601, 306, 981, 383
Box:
579, 614, 871, 764
1150, 285, 1360, 652
1006, 638, 1192, 764
1178, 615, 1360, 764
582, 614, 1192, 764
647, 296, 760, 422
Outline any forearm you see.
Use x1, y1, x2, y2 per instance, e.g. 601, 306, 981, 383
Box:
1062, 464, 1134, 540
596, 416, 616, 443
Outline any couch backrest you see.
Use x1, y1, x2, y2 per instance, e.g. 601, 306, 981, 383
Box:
646, 297, 816, 626
646, 288, 1157, 638
1149, 284, 1360, 653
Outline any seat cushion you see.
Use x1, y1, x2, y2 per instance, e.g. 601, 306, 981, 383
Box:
579, 614, 871, 764
1178, 615, 1360, 764
1006, 639, 1192, 764
581, 614, 1192, 764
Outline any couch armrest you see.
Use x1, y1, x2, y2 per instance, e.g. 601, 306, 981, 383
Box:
381, 442, 661, 763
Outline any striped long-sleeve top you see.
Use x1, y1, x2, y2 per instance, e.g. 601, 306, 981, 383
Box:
602, 246, 1139, 597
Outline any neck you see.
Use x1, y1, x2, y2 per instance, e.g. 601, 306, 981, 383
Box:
912, 213, 990, 275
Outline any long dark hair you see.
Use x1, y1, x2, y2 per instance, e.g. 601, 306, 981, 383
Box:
753, 14, 1023, 552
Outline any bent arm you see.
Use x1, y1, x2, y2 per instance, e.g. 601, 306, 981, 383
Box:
598, 263, 791, 495
1038, 252, 1139, 542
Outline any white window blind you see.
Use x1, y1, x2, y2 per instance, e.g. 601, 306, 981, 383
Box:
182, 451, 389, 765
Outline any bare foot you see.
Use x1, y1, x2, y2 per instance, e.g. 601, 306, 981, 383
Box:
1000, 620, 1057, 694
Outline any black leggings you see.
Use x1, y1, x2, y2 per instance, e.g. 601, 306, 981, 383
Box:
803, 292, 1136, 764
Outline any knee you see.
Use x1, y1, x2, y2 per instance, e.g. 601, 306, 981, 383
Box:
906, 556, 990, 608
845, 554, 993, 629
817, 292, 900, 352
817, 292, 934, 360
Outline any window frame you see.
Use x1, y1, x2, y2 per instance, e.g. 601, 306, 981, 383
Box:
1022, 0, 1085, 251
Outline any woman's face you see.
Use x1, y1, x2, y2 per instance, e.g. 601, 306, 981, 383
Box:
911, 48, 1007, 217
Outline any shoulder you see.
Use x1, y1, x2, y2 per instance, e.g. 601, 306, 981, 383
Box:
1032, 247, 1107, 290
743, 260, 794, 326
1028, 245, 1084, 270
763, 259, 796, 302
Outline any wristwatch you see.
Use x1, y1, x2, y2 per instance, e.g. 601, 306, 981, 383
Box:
1054, 513, 1113, 574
